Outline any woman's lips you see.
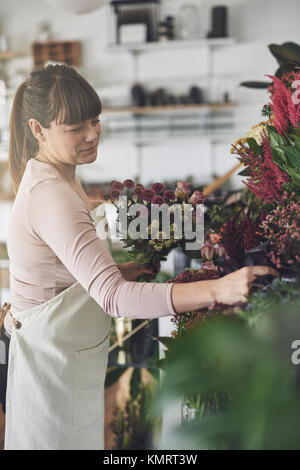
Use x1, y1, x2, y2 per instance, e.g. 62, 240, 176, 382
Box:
81, 144, 98, 153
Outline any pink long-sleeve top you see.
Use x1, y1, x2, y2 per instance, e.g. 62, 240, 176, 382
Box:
6, 158, 176, 323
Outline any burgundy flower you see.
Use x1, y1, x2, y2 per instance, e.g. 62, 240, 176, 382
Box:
111, 181, 125, 191
188, 190, 205, 204
110, 189, 121, 200
152, 182, 166, 194
141, 188, 156, 202
123, 179, 135, 190
164, 190, 176, 202
152, 196, 166, 206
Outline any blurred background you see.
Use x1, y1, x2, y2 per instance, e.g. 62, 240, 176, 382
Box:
0, 0, 299, 449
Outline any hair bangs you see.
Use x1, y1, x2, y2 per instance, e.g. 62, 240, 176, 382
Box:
50, 76, 102, 126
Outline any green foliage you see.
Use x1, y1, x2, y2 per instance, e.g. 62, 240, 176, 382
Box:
241, 41, 300, 89
111, 248, 131, 264
153, 279, 300, 450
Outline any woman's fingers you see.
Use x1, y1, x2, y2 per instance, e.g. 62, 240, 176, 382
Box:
214, 265, 279, 306
246, 266, 279, 283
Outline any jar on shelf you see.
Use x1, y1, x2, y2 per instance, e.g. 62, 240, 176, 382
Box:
177, 3, 200, 40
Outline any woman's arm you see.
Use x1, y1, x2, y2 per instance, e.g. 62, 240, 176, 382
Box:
171, 266, 279, 313
28, 179, 278, 320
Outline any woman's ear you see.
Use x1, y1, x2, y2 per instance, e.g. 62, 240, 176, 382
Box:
28, 118, 46, 142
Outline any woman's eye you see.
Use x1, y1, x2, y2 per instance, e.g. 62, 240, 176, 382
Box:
69, 127, 81, 133
92, 119, 100, 125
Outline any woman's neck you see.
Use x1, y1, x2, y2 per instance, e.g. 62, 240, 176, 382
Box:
34, 153, 76, 185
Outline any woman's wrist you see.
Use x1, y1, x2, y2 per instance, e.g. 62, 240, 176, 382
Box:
171, 279, 217, 314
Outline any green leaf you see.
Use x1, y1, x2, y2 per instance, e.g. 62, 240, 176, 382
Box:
282, 145, 300, 169
285, 166, 300, 188
247, 137, 263, 156
269, 43, 300, 66
105, 366, 127, 388
268, 126, 289, 147
282, 42, 300, 58
271, 146, 288, 170
238, 167, 251, 177
283, 146, 300, 170
240, 81, 270, 89
275, 63, 295, 79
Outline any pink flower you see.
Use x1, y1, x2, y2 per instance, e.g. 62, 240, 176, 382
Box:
141, 188, 156, 201
123, 179, 135, 189
164, 190, 176, 202
175, 180, 191, 198
152, 182, 166, 194
188, 190, 205, 204
234, 131, 289, 203
111, 181, 125, 191
267, 74, 300, 134
152, 196, 166, 206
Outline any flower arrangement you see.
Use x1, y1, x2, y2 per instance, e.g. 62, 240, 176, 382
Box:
164, 62, 300, 336
154, 43, 300, 436
107, 179, 205, 279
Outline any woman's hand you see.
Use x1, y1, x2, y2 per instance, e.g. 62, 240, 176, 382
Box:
171, 265, 279, 314
211, 266, 279, 305
117, 261, 160, 282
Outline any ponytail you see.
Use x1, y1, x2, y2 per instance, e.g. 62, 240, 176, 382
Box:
8, 82, 38, 195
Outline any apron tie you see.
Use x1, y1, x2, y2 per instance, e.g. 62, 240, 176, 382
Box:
0, 303, 21, 330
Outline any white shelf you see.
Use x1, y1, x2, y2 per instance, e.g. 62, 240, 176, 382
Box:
0, 51, 24, 62
101, 133, 238, 146
102, 102, 236, 116
107, 37, 236, 54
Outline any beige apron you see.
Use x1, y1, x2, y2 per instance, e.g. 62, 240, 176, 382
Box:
5, 206, 112, 450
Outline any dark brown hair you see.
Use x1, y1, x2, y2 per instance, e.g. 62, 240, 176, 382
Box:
8, 64, 102, 195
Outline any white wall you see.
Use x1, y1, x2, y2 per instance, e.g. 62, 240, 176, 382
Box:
1, 0, 299, 189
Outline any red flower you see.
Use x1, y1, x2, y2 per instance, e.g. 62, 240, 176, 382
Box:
123, 179, 135, 189
110, 189, 121, 200
111, 181, 125, 191
163, 190, 176, 202
141, 188, 156, 201
152, 182, 166, 194
152, 195, 166, 206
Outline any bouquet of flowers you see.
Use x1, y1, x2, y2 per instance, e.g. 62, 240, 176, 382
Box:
227, 68, 300, 275
108, 179, 205, 280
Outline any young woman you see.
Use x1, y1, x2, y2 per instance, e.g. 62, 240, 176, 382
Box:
2, 64, 278, 450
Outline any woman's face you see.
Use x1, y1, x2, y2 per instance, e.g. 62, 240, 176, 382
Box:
40, 115, 101, 166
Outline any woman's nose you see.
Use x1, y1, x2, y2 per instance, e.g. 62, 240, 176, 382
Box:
85, 125, 100, 142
